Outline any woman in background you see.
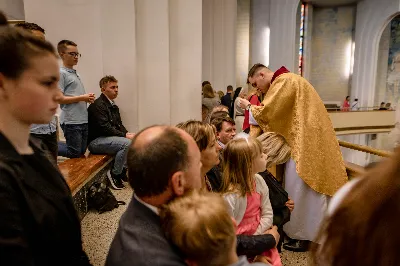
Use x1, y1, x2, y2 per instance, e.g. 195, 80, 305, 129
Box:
0, 11, 91, 265
234, 87, 248, 133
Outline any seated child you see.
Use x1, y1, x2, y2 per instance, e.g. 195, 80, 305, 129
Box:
160, 190, 270, 266
221, 138, 282, 266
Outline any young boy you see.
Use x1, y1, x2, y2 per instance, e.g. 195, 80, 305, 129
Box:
160, 190, 270, 266
57, 40, 95, 158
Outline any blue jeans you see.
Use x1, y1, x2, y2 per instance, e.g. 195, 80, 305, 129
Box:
88, 136, 131, 175
58, 123, 88, 158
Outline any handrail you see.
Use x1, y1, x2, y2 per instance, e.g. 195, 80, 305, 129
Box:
338, 140, 392, 157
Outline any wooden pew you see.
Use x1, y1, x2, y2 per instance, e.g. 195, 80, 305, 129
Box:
58, 154, 113, 220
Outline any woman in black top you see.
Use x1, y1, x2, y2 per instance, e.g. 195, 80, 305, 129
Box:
0, 12, 91, 265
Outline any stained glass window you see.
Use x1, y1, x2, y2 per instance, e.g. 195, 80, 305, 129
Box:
299, 3, 306, 76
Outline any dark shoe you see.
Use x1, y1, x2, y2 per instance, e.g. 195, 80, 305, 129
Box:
107, 170, 125, 190
120, 168, 128, 182
283, 239, 310, 252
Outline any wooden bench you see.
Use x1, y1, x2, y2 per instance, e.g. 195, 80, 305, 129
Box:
58, 154, 113, 220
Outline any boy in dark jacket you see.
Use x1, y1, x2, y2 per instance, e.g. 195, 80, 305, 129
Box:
88, 76, 135, 189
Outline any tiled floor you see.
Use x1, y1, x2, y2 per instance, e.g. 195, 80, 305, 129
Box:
81, 185, 310, 266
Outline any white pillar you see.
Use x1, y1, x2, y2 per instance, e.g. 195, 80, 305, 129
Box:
250, 0, 271, 67
202, 0, 237, 91
100, 0, 138, 132
169, 0, 202, 125
269, 0, 299, 72
135, 0, 170, 128
236, 0, 250, 86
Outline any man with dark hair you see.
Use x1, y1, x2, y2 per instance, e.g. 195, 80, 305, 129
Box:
106, 125, 202, 266
239, 64, 348, 252
221, 85, 234, 112
14, 22, 58, 161
88, 75, 135, 189
57, 40, 95, 158
210, 116, 236, 149
14, 22, 45, 40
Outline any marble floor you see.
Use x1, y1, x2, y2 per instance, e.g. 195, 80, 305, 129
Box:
81, 185, 310, 266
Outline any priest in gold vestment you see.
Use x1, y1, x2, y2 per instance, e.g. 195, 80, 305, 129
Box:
240, 64, 348, 252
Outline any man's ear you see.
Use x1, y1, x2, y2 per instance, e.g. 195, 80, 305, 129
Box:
100, 87, 105, 93
170, 171, 185, 196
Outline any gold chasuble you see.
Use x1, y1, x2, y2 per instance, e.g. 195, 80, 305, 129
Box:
251, 73, 347, 196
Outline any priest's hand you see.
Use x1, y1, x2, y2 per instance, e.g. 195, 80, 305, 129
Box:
285, 197, 294, 212
239, 98, 251, 109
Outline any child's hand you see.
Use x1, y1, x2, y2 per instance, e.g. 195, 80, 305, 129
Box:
254, 255, 272, 265
285, 197, 295, 212
264, 226, 280, 247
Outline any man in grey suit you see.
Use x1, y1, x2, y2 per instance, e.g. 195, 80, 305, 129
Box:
106, 125, 279, 266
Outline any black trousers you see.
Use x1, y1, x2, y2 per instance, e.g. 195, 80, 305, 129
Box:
30, 132, 58, 163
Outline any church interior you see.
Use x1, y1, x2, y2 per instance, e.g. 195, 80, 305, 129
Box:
1, 0, 399, 265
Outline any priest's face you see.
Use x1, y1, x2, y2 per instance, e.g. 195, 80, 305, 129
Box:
249, 71, 271, 94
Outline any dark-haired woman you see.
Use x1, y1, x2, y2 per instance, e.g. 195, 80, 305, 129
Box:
0, 12, 91, 265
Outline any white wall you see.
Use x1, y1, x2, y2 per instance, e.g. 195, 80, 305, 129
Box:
352, 0, 400, 107
250, 0, 270, 66
269, 0, 299, 72
0, 0, 24, 20
375, 23, 391, 106
236, 0, 250, 86
309, 6, 356, 101
202, 0, 237, 91
250, 0, 299, 72
24, 0, 202, 131
169, 0, 203, 125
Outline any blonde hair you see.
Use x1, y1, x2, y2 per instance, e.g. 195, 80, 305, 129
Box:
202, 84, 216, 98
257, 132, 291, 168
176, 120, 216, 152
221, 138, 263, 197
160, 190, 235, 266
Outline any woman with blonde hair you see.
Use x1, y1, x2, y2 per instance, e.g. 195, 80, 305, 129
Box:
176, 120, 221, 191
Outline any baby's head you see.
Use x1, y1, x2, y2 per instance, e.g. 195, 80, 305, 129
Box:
221, 137, 266, 196
160, 190, 236, 266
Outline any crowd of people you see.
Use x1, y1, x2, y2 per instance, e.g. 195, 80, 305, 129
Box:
2, 9, 400, 266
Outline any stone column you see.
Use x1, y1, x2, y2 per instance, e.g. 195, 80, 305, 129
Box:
135, 0, 171, 128
250, 0, 271, 67
169, 0, 202, 125
202, 0, 237, 91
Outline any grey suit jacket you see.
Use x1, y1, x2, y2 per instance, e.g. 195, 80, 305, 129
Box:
106, 197, 186, 266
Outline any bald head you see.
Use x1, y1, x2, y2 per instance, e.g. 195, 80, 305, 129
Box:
128, 125, 202, 198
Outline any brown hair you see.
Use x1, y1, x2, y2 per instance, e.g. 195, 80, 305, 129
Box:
160, 190, 235, 266
127, 126, 189, 198
0, 11, 56, 79
14, 22, 45, 34
210, 116, 235, 133
57, 39, 77, 54
221, 138, 262, 197
202, 84, 216, 98
312, 148, 400, 266
247, 63, 268, 80
99, 75, 118, 88
176, 120, 216, 152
